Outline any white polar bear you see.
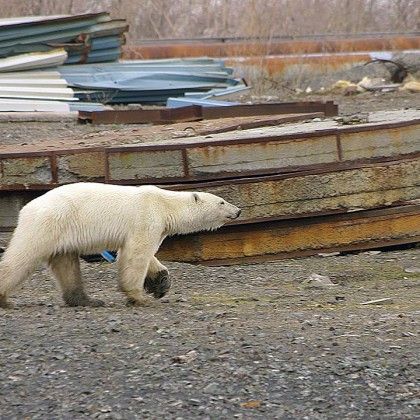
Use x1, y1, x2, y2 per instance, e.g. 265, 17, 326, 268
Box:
0, 183, 241, 308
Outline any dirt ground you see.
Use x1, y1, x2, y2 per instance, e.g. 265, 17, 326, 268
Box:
0, 248, 419, 419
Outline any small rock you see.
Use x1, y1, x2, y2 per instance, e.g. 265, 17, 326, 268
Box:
404, 267, 420, 274
318, 252, 340, 257
303, 273, 336, 288
240, 400, 262, 409
363, 250, 382, 256
202, 382, 219, 394
172, 350, 198, 364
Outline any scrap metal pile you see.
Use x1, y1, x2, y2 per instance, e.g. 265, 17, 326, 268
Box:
0, 13, 244, 112
0, 104, 419, 264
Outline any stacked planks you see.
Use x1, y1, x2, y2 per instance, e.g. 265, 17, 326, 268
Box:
0, 107, 419, 264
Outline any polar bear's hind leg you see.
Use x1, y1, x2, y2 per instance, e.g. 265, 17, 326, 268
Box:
0, 245, 41, 308
49, 253, 104, 307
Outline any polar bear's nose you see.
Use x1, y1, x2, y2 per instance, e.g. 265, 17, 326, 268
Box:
236, 209, 241, 218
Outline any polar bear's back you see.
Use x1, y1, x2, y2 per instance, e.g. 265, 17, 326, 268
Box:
16, 183, 156, 256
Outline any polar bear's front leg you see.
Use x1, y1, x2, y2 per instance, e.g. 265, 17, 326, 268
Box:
117, 240, 155, 306
144, 256, 171, 299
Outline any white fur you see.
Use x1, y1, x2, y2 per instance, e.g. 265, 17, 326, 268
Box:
0, 183, 240, 307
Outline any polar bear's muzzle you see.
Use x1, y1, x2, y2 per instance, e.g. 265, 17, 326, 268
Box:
227, 206, 241, 220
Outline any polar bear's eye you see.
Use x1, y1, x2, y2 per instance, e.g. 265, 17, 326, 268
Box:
220, 201, 225, 205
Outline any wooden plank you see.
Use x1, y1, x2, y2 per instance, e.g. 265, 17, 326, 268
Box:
1, 112, 419, 188
158, 205, 420, 264
0, 156, 52, 186
186, 135, 338, 177
341, 125, 420, 160
57, 152, 106, 183
108, 149, 185, 181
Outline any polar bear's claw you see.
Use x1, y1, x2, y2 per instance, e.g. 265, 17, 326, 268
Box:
144, 270, 171, 299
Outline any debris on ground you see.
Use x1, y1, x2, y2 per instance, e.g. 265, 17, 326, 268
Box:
172, 350, 198, 364
302, 273, 337, 288
360, 298, 394, 305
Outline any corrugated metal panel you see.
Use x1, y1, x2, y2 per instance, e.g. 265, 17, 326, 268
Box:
0, 98, 70, 112
0, 13, 127, 64
0, 49, 67, 72
58, 58, 243, 104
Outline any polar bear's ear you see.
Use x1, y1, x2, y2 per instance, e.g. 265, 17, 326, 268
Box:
193, 193, 200, 203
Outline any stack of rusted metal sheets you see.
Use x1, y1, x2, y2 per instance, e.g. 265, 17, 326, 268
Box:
0, 105, 419, 264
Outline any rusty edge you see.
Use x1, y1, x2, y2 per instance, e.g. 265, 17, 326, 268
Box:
104, 149, 111, 183
50, 153, 58, 184
0, 153, 419, 191
336, 132, 343, 161
197, 237, 420, 266
181, 149, 189, 178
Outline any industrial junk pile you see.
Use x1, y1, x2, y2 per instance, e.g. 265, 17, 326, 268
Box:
0, 12, 245, 112
0, 102, 419, 264
0, 12, 419, 263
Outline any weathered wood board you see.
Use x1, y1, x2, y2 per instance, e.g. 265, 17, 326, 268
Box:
170, 158, 420, 223
1, 159, 418, 230
1, 110, 419, 189
158, 205, 420, 265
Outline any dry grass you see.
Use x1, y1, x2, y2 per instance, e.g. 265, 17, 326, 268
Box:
0, 0, 418, 42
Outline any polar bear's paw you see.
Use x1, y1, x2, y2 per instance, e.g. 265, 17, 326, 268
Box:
144, 270, 171, 299
0, 295, 13, 309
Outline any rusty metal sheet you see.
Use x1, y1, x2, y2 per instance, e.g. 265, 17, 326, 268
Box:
0, 192, 38, 229
158, 204, 420, 265
79, 105, 203, 125
201, 101, 338, 118
194, 112, 324, 135
1, 111, 419, 189
79, 101, 338, 124
0, 156, 52, 186
108, 149, 185, 181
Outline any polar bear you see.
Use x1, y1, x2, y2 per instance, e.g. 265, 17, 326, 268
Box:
0, 183, 241, 308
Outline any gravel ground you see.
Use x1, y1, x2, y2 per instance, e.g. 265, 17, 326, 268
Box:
0, 91, 419, 419
0, 248, 419, 419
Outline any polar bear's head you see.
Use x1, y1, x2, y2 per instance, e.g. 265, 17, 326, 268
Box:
167, 191, 241, 235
